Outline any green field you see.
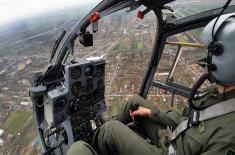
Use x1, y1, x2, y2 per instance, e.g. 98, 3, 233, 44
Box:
113, 42, 125, 51
1, 112, 31, 135
130, 41, 138, 50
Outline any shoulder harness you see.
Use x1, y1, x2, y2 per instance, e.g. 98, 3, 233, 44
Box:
171, 98, 235, 141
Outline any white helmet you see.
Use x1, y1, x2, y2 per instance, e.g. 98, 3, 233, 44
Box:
200, 13, 235, 85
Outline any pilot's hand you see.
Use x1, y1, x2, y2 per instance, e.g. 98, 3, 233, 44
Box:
130, 106, 152, 119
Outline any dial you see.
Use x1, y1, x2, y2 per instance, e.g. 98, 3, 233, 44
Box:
84, 65, 94, 76
55, 97, 67, 113
71, 66, 81, 79
71, 82, 81, 97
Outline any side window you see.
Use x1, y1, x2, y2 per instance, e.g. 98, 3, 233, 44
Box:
147, 28, 208, 112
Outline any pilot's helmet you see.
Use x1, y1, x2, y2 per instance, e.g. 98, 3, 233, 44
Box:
200, 13, 235, 85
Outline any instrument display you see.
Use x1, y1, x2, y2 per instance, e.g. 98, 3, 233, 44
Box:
54, 97, 67, 113
84, 65, 94, 76
71, 66, 81, 79
71, 82, 81, 97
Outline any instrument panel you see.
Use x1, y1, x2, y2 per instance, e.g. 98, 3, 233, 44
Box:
41, 58, 106, 153
66, 59, 105, 101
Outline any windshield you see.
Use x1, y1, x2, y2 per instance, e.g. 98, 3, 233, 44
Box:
170, 0, 235, 19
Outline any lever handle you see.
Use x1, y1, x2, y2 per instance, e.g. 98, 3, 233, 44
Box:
130, 103, 140, 124
130, 103, 139, 111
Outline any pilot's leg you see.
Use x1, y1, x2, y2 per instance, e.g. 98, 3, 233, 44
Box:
117, 95, 163, 144
67, 141, 97, 155
93, 120, 167, 155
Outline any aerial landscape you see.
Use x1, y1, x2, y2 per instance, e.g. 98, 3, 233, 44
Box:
0, 0, 233, 154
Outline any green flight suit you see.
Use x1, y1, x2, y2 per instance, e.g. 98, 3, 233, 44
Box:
67, 141, 97, 155
68, 86, 235, 155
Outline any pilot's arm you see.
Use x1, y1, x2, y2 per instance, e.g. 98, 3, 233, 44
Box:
150, 109, 184, 129
131, 107, 184, 130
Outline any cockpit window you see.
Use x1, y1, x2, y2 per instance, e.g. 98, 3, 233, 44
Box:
169, 0, 235, 19
149, 27, 209, 112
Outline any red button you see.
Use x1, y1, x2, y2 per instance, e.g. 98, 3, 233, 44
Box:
137, 11, 145, 19
90, 12, 100, 23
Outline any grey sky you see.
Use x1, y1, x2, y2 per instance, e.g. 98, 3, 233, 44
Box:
0, 0, 102, 25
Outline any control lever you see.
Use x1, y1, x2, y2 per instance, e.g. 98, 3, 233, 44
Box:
42, 138, 65, 155
129, 103, 149, 139
130, 103, 140, 124
130, 103, 139, 111
43, 127, 66, 155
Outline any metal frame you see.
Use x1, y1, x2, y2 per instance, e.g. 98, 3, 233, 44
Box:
54, 0, 174, 66
50, 0, 235, 99
166, 45, 183, 82
139, 5, 235, 98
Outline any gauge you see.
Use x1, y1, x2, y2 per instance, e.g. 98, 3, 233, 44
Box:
71, 66, 81, 79
55, 97, 67, 113
84, 65, 94, 76
71, 82, 81, 97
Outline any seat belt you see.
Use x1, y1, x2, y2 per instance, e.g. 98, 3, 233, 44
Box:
170, 98, 235, 141
168, 98, 235, 155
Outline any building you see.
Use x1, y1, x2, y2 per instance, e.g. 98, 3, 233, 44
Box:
0, 129, 4, 136
25, 59, 32, 65
20, 101, 29, 106
0, 138, 3, 145
18, 63, 26, 71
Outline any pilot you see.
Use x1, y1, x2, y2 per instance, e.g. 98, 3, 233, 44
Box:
67, 13, 235, 155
